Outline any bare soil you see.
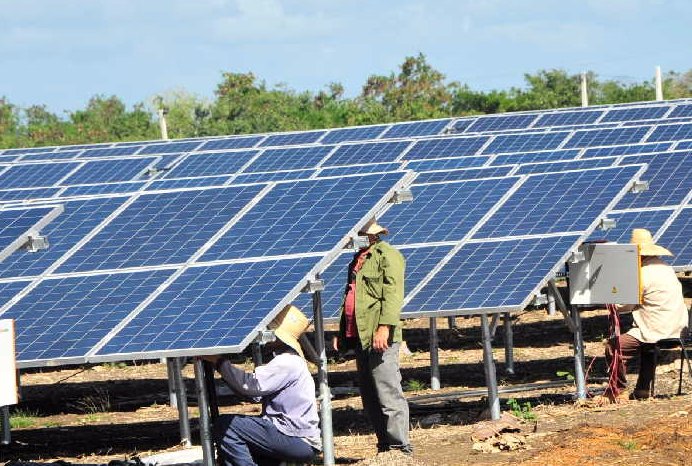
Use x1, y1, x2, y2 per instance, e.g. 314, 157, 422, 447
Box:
2, 299, 691, 466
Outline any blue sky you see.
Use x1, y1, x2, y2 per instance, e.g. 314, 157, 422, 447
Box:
1, 0, 690, 113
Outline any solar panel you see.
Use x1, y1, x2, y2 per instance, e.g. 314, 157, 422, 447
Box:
146, 176, 231, 191
0, 206, 63, 262
0, 188, 60, 203
601, 106, 669, 122
657, 206, 691, 268
244, 146, 333, 172
669, 104, 692, 118
197, 136, 264, 151
138, 141, 202, 155
79, 146, 143, 158
412, 166, 514, 184
615, 151, 692, 209
57, 185, 265, 273
489, 149, 580, 165
0, 162, 79, 189
564, 126, 650, 148
63, 158, 156, 185
588, 209, 674, 243
451, 119, 477, 133
57, 143, 110, 151
18, 151, 81, 162
320, 125, 388, 144
201, 172, 410, 261
2, 269, 174, 364
482, 132, 569, 154
318, 163, 402, 177
2, 147, 56, 155
163, 150, 258, 179
406, 156, 489, 172
533, 110, 603, 127
465, 114, 537, 133
259, 130, 326, 147
514, 157, 616, 175
60, 181, 146, 197
403, 235, 581, 315
380, 119, 451, 139
382, 178, 519, 245
322, 141, 411, 166
474, 165, 644, 238
0, 197, 127, 279
676, 140, 692, 150
582, 142, 673, 158
404, 136, 489, 160
647, 123, 692, 142
231, 170, 316, 185
0, 281, 30, 307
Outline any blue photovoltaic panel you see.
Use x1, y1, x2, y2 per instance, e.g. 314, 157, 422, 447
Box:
318, 163, 401, 177
601, 106, 669, 123
18, 151, 81, 162
533, 110, 603, 127
60, 182, 146, 197
647, 123, 692, 142
676, 141, 692, 150
2, 147, 56, 155
0, 162, 79, 189
515, 157, 616, 175
474, 165, 642, 238
197, 136, 264, 151
615, 152, 692, 209
621, 117, 692, 127
658, 207, 691, 268
466, 114, 537, 133
380, 119, 451, 139
58, 185, 265, 273
245, 146, 332, 172
202, 172, 407, 261
57, 144, 109, 151
452, 119, 476, 133
114, 140, 155, 147
138, 141, 202, 155
406, 156, 489, 172
403, 235, 580, 314
670, 104, 692, 118
231, 170, 316, 185
163, 150, 257, 179
564, 126, 650, 148
0, 155, 20, 162
582, 142, 672, 158
413, 166, 514, 184
0, 207, 56, 251
490, 149, 580, 166
79, 146, 143, 158
404, 136, 489, 160
63, 158, 155, 185
588, 209, 673, 243
4, 270, 173, 362
0, 188, 60, 203
320, 125, 389, 144
383, 178, 518, 245
0, 281, 30, 308
0, 197, 127, 279
97, 258, 319, 356
482, 132, 569, 155
259, 130, 326, 147
323, 141, 411, 166
146, 176, 231, 191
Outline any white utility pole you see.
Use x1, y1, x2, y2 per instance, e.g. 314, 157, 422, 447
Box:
580, 72, 589, 107
654, 66, 664, 101
157, 108, 170, 140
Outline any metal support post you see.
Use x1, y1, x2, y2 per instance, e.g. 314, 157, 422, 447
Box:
480, 314, 501, 420
503, 313, 514, 375
547, 288, 556, 316
172, 357, 192, 448
429, 318, 441, 390
312, 283, 335, 466
447, 316, 457, 329
571, 306, 588, 399
166, 358, 178, 408
581, 71, 589, 107
194, 358, 215, 466
252, 342, 263, 367
1, 406, 10, 445
157, 108, 169, 140
655, 65, 663, 101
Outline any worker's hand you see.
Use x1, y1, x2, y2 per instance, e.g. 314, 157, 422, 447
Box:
200, 355, 220, 364
372, 325, 390, 352
332, 335, 339, 352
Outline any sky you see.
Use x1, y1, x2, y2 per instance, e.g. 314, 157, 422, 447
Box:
1, 0, 690, 114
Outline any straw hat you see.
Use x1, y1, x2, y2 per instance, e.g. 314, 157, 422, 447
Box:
358, 218, 388, 236
268, 304, 310, 358
630, 228, 672, 256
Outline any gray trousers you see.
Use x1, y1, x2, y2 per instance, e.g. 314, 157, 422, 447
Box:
355, 342, 411, 452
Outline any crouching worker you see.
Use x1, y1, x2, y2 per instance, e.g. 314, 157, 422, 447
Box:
203, 304, 321, 466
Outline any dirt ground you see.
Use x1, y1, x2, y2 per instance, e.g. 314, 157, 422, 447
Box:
2, 300, 692, 466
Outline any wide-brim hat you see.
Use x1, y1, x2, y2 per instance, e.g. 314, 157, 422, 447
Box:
269, 304, 310, 358
630, 228, 672, 256
358, 218, 388, 236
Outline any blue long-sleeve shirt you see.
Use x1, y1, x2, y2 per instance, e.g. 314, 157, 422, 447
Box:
217, 352, 321, 444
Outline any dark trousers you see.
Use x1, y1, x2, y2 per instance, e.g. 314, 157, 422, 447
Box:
354, 342, 411, 453
605, 333, 656, 392
214, 414, 317, 466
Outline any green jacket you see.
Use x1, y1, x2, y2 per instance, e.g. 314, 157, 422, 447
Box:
338, 240, 405, 350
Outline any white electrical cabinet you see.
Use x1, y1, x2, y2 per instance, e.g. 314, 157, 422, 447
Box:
569, 243, 641, 305
0, 319, 17, 407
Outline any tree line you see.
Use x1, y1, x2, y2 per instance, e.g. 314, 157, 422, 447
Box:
1, 54, 690, 149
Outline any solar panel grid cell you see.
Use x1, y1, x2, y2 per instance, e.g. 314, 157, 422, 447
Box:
18, 151, 82, 162
380, 119, 451, 139
658, 207, 691, 268
582, 142, 673, 158
533, 110, 603, 127
79, 146, 143, 158
163, 150, 258, 179
61, 182, 146, 197
198, 136, 264, 151
0, 207, 56, 250
138, 141, 202, 155
318, 163, 402, 177
146, 176, 231, 191
412, 166, 514, 184
0, 188, 60, 203
231, 170, 316, 185
601, 106, 670, 122
466, 114, 537, 133
406, 156, 489, 172
259, 131, 326, 147
670, 104, 692, 118
647, 123, 692, 142
63, 158, 155, 185
482, 132, 569, 154
588, 209, 673, 243
489, 149, 580, 165
245, 146, 332, 172
320, 125, 388, 144
404, 137, 489, 160
564, 126, 650, 148
514, 157, 617, 175
323, 141, 411, 166
0, 163, 80, 189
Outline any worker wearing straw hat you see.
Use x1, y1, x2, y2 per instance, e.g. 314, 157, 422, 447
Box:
603, 228, 688, 402
204, 304, 321, 466
333, 218, 411, 454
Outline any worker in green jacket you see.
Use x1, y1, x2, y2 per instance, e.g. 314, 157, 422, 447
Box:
333, 218, 411, 454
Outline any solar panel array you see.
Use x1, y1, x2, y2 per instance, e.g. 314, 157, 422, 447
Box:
1, 98, 691, 367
